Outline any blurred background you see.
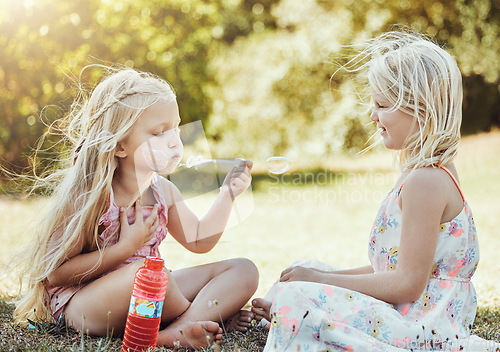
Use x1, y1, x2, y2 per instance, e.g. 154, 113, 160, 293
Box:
1, 0, 499, 306
0, 0, 499, 179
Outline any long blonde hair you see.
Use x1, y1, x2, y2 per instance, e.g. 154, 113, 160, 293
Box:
336, 29, 463, 170
14, 67, 176, 324
366, 30, 463, 170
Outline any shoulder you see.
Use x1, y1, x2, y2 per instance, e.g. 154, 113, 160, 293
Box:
404, 166, 450, 189
400, 167, 450, 208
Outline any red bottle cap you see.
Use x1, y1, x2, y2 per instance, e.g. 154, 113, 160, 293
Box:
144, 256, 164, 270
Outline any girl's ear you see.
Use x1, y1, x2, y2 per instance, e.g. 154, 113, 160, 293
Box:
114, 142, 127, 158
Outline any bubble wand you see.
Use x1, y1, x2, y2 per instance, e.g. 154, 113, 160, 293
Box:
178, 155, 291, 175
145, 142, 291, 226
176, 155, 291, 224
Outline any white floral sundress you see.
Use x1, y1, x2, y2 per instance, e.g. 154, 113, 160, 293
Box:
263, 167, 500, 351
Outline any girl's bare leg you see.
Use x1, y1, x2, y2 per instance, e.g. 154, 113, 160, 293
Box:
158, 258, 259, 343
63, 260, 219, 348
63, 257, 258, 348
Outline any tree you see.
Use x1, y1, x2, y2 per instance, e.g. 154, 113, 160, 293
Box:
208, 0, 500, 162
0, 0, 277, 181
1, 0, 499, 185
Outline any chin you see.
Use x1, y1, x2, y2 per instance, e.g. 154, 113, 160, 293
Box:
381, 138, 404, 150
158, 163, 178, 175
381, 139, 394, 149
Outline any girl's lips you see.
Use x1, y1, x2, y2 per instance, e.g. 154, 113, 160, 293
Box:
170, 155, 182, 163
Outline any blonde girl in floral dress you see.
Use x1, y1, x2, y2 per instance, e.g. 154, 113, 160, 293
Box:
245, 31, 500, 351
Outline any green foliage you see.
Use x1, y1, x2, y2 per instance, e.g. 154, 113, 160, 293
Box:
1, 0, 499, 183
209, 0, 500, 160
0, 0, 276, 177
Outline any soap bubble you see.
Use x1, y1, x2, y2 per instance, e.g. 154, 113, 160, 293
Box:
266, 156, 291, 174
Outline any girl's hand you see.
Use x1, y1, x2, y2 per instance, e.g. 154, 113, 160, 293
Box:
279, 266, 319, 283
222, 159, 253, 200
118, 201, 159, 255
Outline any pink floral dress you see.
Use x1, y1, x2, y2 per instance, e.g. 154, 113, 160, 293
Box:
45, 174, 168, 322
263, 167, 499, 351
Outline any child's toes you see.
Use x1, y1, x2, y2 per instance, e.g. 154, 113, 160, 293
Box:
225, 309, 254, 332
239, 309, 254, 321
251, 298, 272, 322
203, 321, 221, 334
215, 328, 223, 343
237, 310, 255, 332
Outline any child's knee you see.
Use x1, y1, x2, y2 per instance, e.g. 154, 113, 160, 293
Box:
232, 258, 259, 292
163, 266, 175, 285
127, 258, 146, 276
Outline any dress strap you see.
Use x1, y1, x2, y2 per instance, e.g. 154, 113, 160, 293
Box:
150, 173, 168, 208
396, 178, 406, 207
397, 180, 405, 194
438, 165, 465, 202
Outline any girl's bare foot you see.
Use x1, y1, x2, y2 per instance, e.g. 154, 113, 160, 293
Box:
157, 321, 223, 349
225, 309, 255, 333
251, 298, 272, 322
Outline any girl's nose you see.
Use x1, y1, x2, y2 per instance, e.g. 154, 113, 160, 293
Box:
370, 110, 378, 122
168, 133, 182, 149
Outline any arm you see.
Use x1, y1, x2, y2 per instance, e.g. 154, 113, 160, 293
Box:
304, 265, 374, 276
328, 265, 374, 275
47, 202, 159, 287
281, 169, 445, 304
166, 161, 252, 254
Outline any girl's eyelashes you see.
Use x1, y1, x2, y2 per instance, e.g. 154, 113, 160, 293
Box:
152, 126, 181, 137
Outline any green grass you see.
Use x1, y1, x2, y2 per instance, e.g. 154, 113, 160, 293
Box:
0, 299, 498, 351
1, 131, 500, 350
0, 299, 268, 351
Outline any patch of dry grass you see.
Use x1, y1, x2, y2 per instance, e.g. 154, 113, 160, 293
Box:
0, 299, 268, 351
1, 299, 499, 351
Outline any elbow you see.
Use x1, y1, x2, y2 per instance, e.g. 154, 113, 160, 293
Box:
392, 272, 427, 304
189, 247, 205, 255
46, 273, 60, 287
47, 270, 66, 287
404, 286, 425, 303
189, 243, 215, 254
185, 235, 220, 254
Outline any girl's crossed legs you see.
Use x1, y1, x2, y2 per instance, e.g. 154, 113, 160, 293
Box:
63, 257, 258, 349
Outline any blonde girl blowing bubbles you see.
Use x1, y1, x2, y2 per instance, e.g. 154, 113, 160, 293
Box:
14, 68, 258, 349
245, 31, 500, 351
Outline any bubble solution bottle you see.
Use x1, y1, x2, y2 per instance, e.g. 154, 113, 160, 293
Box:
122, 257, 168, 352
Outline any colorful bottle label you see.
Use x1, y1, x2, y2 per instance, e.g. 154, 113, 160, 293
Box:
128, 296, 164, 319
